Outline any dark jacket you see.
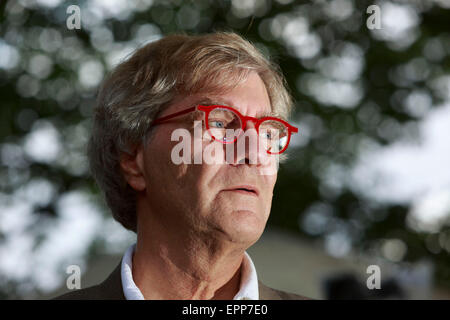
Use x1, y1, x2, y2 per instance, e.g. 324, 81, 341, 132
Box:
54, 262, 310, 300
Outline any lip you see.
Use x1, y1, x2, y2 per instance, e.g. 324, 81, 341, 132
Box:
222, 185, 260, 197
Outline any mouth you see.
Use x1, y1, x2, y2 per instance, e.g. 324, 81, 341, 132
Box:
223, 185, 259, 197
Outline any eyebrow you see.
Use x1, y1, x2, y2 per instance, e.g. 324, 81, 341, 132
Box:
194, 97, 284, 120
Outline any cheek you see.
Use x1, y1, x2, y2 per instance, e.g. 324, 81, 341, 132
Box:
144, 130, 189, 188
262, 174, 277, 198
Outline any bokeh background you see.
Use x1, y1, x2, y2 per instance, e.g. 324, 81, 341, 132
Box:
0, 0, 449, 299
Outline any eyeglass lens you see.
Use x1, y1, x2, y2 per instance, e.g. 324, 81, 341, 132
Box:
207, 107, 289, 153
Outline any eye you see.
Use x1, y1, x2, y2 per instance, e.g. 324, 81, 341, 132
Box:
210, 120, 225, 128
263, 131, 272, 139
261, 128, 278, 140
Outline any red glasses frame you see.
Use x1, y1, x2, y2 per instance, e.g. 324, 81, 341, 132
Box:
151, 105, 299, 154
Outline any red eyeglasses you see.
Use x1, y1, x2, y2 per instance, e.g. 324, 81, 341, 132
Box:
151, 105, 299, 154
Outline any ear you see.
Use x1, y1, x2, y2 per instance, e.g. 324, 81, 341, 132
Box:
119, 145, 146, 192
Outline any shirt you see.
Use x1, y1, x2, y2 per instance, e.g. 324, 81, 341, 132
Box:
120, 243, 259, 300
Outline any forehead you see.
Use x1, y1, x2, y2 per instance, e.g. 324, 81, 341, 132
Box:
194, 97, 281, 119
164, 72, 280, 118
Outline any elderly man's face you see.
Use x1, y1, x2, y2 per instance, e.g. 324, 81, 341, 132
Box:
136, 72, 277, 245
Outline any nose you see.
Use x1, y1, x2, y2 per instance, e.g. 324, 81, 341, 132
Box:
227, 120, 271, 167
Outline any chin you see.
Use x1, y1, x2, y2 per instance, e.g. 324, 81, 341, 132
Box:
220, 209, 267, 245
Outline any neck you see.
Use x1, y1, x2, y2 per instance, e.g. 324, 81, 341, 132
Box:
132, 210, 246, 300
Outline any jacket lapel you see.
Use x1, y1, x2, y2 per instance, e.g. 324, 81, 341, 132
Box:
96, 262, 126, 300
258, 281, 283, 300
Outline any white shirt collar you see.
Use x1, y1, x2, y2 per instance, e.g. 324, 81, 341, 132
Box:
121, 243, 259, 300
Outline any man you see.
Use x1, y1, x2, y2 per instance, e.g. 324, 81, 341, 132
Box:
55, 32, 308, 300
